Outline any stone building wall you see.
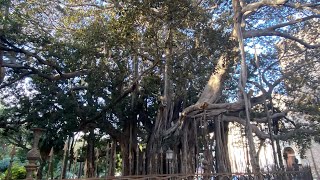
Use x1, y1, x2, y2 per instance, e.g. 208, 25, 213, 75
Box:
302, 142, 320, 179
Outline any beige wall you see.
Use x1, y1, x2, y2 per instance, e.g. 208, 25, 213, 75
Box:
302, 142, 320, 179
227, 122, 320, 179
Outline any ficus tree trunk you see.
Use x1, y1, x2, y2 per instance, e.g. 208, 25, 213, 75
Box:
232, 0, 260, 176
215, 115, 231, 174
0, 50, 5, 83
86, 129, 95, 178
173, 50, 235, 175
146, 22, 174, 174
119, 121, 137, 176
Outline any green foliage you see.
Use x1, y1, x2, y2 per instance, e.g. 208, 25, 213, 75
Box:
15, 149, 27, 164
0, 156, 27, 173
0, 145, 27, 172
116, 153, 122, 174
4, 165, 26, 180
0, 173, 4, 180
0, 158, 10, 172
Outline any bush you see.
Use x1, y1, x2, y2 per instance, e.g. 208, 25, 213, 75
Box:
0, 173, 5, 180
0, 158, 10, 172
4, 165, 27, 180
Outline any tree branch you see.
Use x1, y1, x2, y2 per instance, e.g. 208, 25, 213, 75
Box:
272, 59, 318, 88
244, 30, 320, 49
266, 15, 320, 30
223, 115, 269, 139
0, 71, 32, 88
275, 128, 319, 141
242, 0, 288, 17
253, 111, 288, 123
223, 115, 319, 141
86, 54, 161, 123
284, 3, 320, 14
0, 37, 62, 71
2, 62, 88, 83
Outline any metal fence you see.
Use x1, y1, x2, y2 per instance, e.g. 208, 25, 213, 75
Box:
61, 169, 313, 180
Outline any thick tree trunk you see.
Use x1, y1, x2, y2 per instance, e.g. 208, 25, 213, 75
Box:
120, 122, 137, 176
61, 137, 71, 179
120, 138, 130, 176
146, 23, 174, 174
182, 123, 188, 174
86, 129, 95, 178
0, 50, 5, 83
161, 50, 234, 175
215, 115, 231, 174
108, 141, 116, 176
276, 138, 285, 170
265, 102, 279, 169
68, 136, 75, 172
197, 53, 230, 104
233, 0, 261, 176
180, 120, 192, 174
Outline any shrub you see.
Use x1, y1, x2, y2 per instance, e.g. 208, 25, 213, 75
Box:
0, 158, 10, 172
4, 165, 27, 180
0, 173, 5, 180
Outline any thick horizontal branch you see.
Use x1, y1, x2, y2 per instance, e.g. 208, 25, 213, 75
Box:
69, 86, 88, 91
242, 0, 288, 17
182, 100, 245, 117
275, 128, 319, 141
63, 3, 114, 9
0, 37, 62, 71
2, 63, 30, 69
266, 15, 320, 30
0, 119, 27, 129
188, 109, 227, 119
164, 93, 272, 138
2, 62, 88, 85
50, 70, 88, 80
243, 30, 320, 49
284, 3, 320, 14
253, 111, 288, 123
223, 115, 319, 140
0, 71, 32, 88
223, 115, 269, 139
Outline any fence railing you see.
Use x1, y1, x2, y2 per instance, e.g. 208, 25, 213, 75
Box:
61, 169, 313, 180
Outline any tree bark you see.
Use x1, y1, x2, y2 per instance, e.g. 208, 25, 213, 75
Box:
197, 52, 231, 104
120, 137, 130, 176
146, 22, 174, 174
233, 0, 261, 176
86, 129, 95, 178
108, 141, 116, 176
68, 136, 75, 172
0, 50, 5, 83
119, 121, 137, 176
215, 115, 231, 174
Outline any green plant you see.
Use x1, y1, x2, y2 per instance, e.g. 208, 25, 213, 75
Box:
0, 157, 24, 173
0, 158, 10, 172
0, 173, 5, 180
4, 165, 26, 180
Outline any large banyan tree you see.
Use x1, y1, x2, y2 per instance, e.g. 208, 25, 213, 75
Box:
0, 0, 319, 177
